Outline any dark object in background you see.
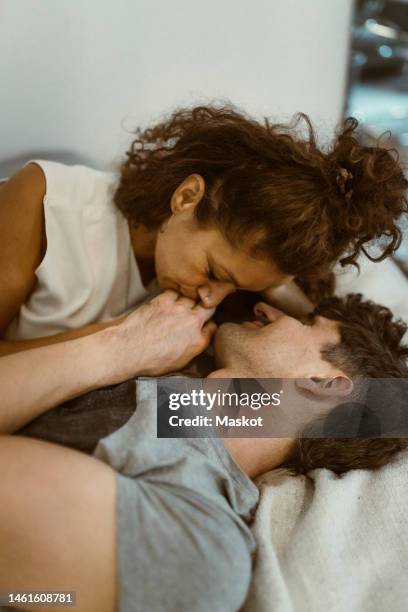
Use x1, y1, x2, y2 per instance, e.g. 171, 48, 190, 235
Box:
352, 0, 408, 79
378, 0, 408, 32
16, 379, 137, 454
352, 26, 405, 79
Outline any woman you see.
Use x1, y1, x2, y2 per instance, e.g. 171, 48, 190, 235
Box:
0, 105, 406, 364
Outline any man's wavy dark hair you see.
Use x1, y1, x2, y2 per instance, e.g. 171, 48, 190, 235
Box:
282, 294, 408, 475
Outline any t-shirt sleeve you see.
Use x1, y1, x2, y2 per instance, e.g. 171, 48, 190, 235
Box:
116, 473, 253, 612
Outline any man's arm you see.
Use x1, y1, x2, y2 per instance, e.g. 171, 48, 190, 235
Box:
0, 291, 216, 434
0, 317, 125, 356
0, 331, 120, 434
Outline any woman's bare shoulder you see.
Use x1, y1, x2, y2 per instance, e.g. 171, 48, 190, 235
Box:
0, 161, 45, 191
0, 163, 46, 264
0, 163, 47, 334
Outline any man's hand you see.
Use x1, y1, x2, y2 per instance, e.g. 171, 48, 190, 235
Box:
0, 291, 215, 432
106, 290, 217, 381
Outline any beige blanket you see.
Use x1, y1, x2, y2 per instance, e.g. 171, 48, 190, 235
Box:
245, 453, 408, 612
244, 256, 408, 612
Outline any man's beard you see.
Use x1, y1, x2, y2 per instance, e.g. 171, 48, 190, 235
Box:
176, 290, 263, 377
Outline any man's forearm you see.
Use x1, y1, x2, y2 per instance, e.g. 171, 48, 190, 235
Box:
0, 317, 124, 357
0, 329, 130, 434
0, 289, 216, 434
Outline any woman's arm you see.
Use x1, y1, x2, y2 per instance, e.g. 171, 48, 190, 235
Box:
262, 279, 315, 318
0, 290, 216, 434
0, 164, 125, 356
0, 164, 46, 339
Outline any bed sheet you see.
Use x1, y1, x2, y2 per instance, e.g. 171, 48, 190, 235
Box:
244, 256, 408, 612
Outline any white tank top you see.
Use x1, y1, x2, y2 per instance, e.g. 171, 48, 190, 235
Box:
5, 160, 149, 340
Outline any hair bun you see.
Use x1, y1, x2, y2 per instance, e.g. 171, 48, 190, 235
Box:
335, 167, 354, 200
326, 117, 408, 267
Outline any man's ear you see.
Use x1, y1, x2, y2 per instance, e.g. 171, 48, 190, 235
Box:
295, 376, 354, 399
171, 174, 205, 214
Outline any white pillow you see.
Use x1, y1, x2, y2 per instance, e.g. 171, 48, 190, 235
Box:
335, 255, 408, 342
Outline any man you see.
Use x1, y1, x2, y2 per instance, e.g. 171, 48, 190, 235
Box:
211, 293, 408, 474
0, 291, 407, 611
15, 291, 408, 473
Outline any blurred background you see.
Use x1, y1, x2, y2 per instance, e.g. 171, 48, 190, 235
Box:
0, 0, 353, 173
347, 0, 408, 265
0, 0, 407, 262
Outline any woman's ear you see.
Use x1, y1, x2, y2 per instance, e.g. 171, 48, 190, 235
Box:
171, 174, 205, 214
295, 376, 354, 399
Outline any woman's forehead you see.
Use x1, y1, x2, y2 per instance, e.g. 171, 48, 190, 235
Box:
205, 227, 289, 287
215, 252, 288, 290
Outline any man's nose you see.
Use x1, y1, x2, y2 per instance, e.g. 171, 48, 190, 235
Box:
197, 281, 236, 308
254, 302, 286, 322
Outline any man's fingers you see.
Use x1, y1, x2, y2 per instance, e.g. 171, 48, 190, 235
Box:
154, 289, 179, 304
193, 303, 216, 324
175, 295, 196, 308
201, 320, 217, 345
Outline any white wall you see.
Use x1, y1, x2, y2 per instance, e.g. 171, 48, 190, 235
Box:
0, 0, 353, 174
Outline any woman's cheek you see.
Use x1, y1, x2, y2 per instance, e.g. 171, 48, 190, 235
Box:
155, 237, 173, 276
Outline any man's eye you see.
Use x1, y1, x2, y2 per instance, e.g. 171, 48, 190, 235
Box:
299, 314, 314, 326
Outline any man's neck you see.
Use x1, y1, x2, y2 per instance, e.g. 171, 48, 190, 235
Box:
222, 436, 294, 479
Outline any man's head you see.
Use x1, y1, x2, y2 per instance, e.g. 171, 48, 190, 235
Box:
212, 293, 408, 474
213, 300, 343, 379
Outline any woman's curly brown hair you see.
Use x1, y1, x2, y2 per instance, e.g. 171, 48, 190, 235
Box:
114, 105, 408, 283
282, 294, 408, 475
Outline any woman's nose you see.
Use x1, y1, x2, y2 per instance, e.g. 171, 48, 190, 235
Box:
197, 281, 236, 308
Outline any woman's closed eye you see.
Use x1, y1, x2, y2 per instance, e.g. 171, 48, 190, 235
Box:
207, 265, 231, 286
207, 267, 217, 281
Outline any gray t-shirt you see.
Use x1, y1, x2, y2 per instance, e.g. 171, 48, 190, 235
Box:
94, 378, 259, 612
